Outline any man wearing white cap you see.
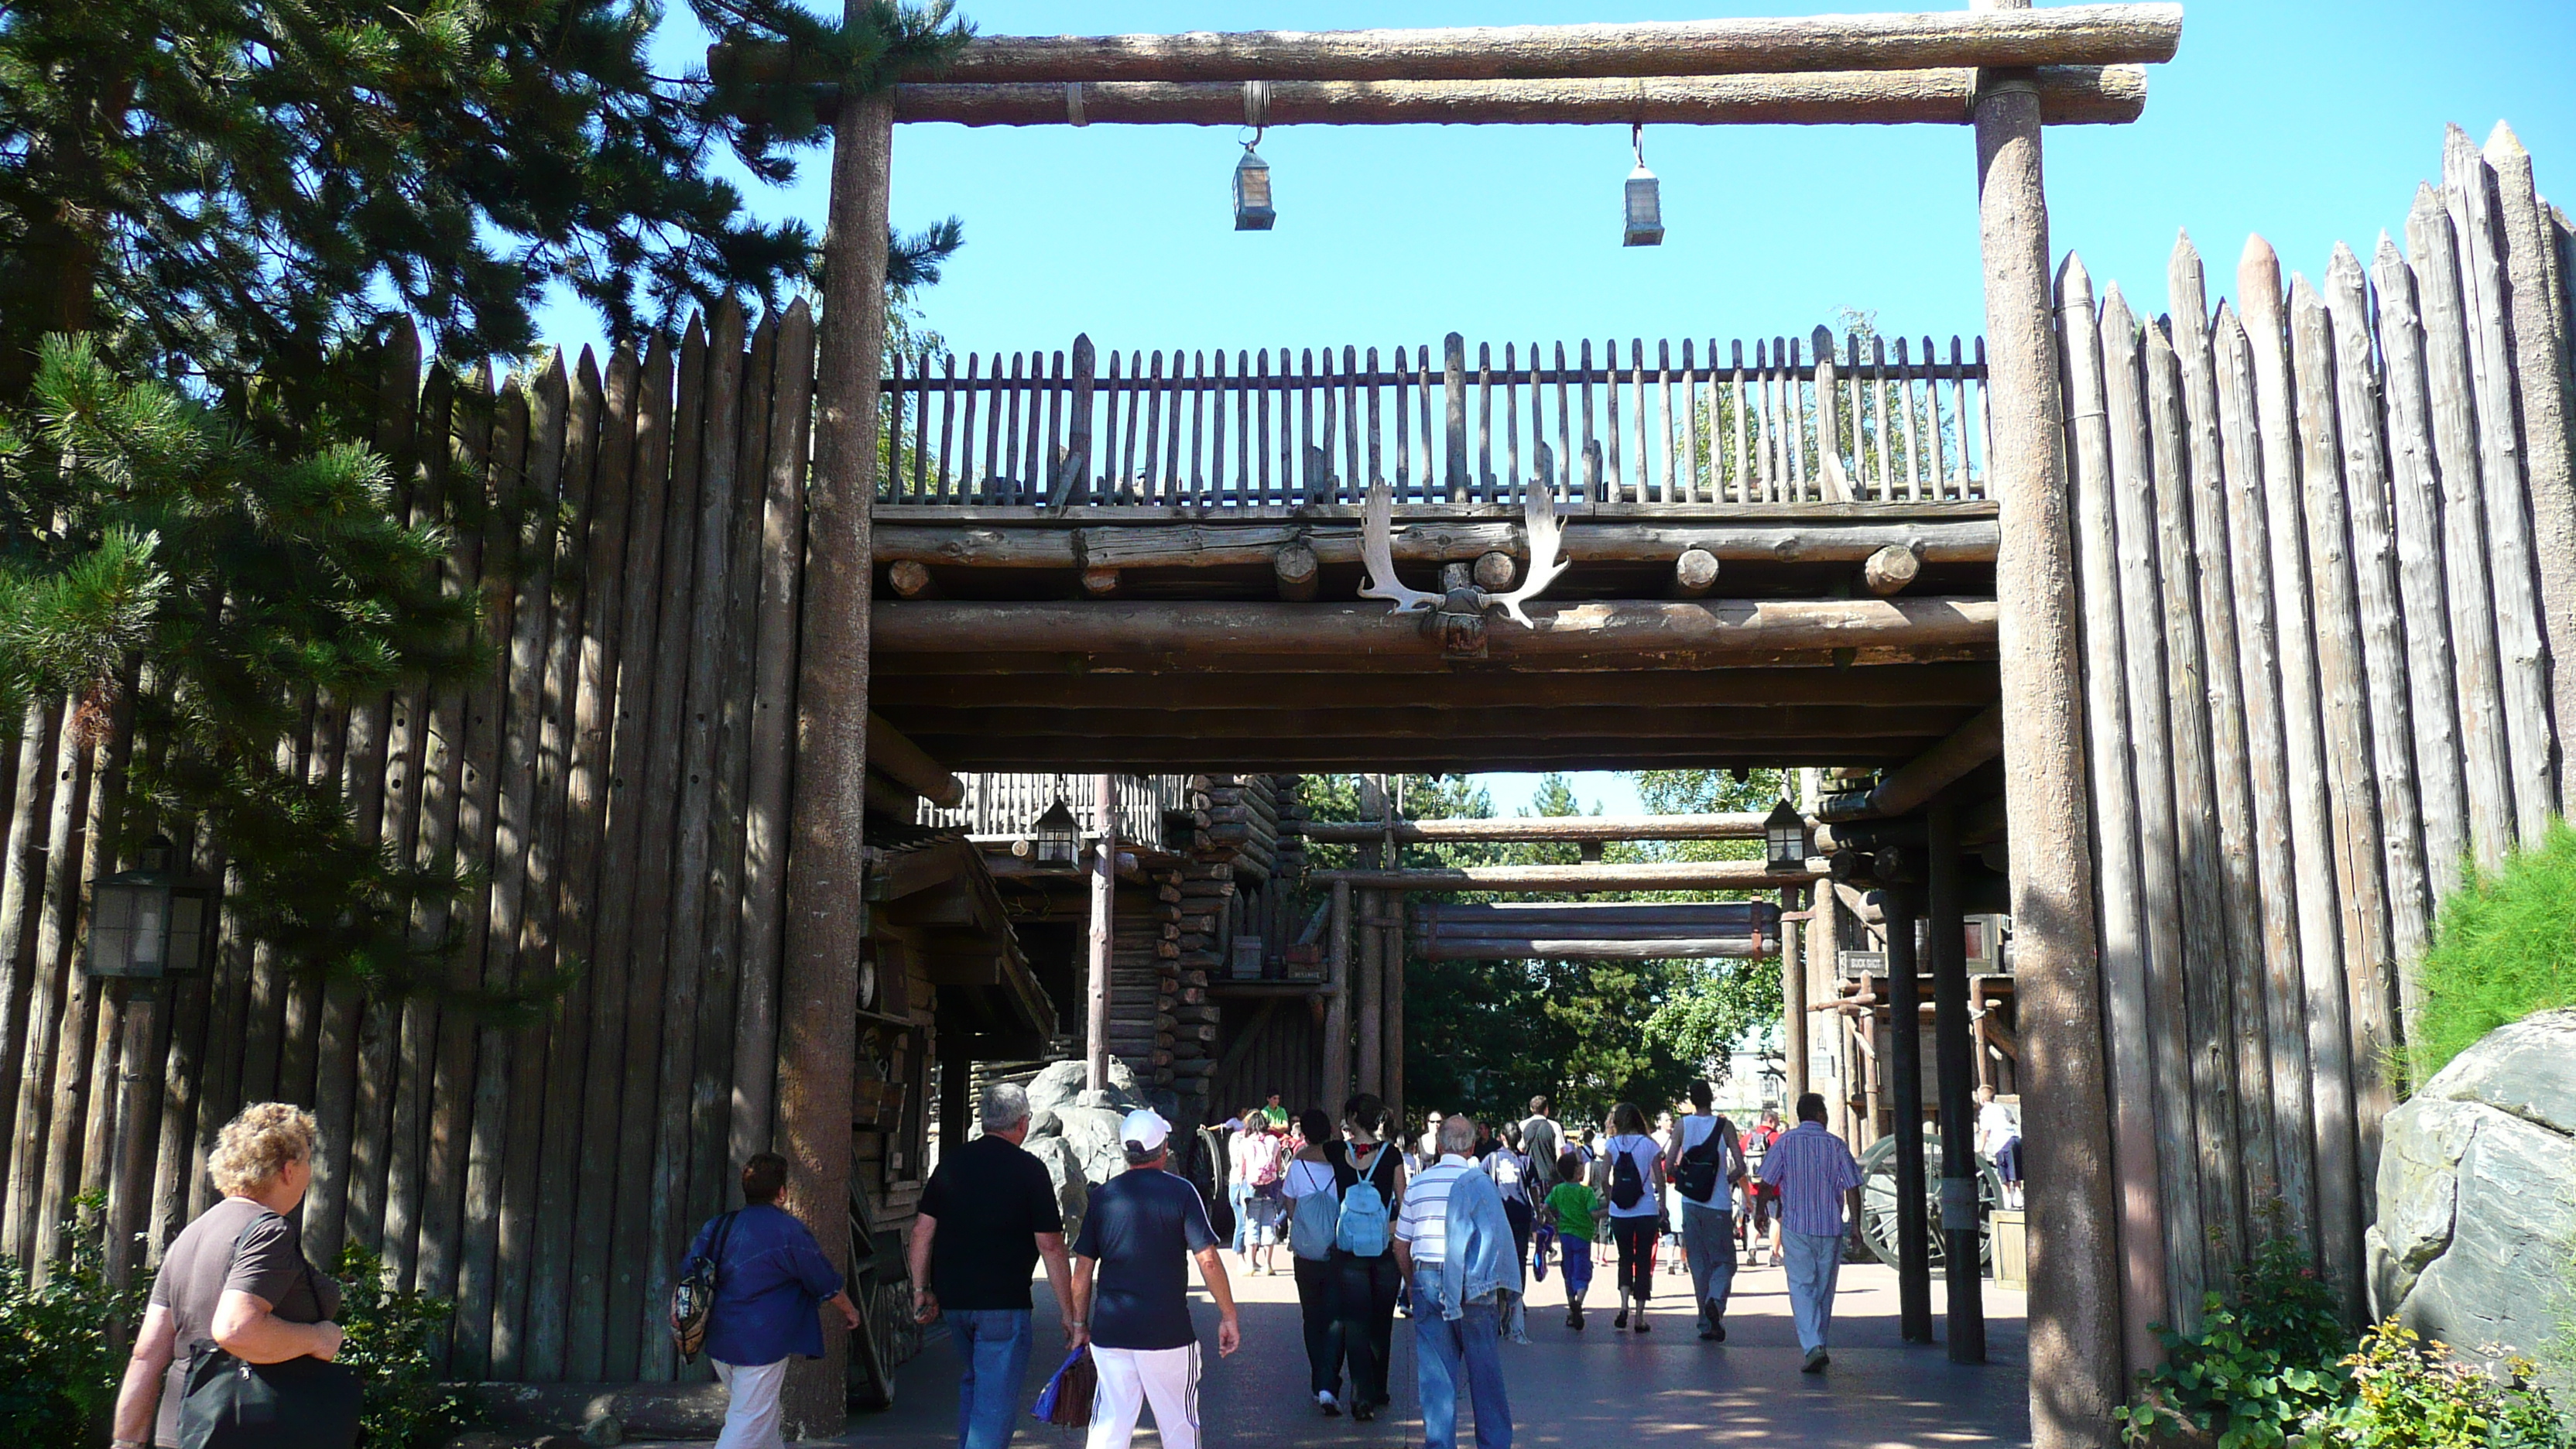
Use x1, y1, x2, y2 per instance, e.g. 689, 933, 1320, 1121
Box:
1069, 1108, 1243, 1449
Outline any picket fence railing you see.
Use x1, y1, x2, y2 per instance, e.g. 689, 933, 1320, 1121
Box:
877, 331, 1992, 509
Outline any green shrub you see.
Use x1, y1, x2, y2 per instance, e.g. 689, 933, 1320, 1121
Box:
0, 1193, 148, 1440
332, 1242, 475, 1449
2115, 1237, 2354, 1447
2304, 1319, 2568, 1447
2413, 818, 2576, 1086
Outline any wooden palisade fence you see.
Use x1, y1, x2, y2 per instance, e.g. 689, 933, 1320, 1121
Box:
879, 330, 1994, 508
2060, 122, 2574, 1374
0, 297, 824, 1387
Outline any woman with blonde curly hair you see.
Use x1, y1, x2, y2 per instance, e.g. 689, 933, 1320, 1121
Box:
111, 1101, 361, 1448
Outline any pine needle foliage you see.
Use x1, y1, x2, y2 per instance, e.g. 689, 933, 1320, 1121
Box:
2410, 818, 2576, 1087
0, 336, 550, 1011
0, 0, 968, 406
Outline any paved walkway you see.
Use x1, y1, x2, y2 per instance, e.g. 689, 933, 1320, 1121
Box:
782, 1247, 2032, 1449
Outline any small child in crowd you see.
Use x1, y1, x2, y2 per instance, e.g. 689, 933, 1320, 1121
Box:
1541, 1149, 1602, 1330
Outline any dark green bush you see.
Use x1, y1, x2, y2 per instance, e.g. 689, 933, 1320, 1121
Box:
332, 1241, 474, 1449
2115, 1237, 2353, 1447
2413, 818, 2576, 1086
0, 1193, 147, 1440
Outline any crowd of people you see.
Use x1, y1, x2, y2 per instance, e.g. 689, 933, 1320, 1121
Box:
880, 1080, 1867, 1449
105, 1080, 1903, 1449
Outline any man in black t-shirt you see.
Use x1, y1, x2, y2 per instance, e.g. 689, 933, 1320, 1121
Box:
909, 1082, 1074, 1449
1070, 1108, 1242, 1449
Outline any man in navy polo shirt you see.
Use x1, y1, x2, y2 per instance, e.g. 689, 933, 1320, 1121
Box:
1069, 1108, 1242, 1449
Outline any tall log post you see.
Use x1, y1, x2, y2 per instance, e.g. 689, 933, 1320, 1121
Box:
1781, 886, 1809, 1101
1971, 18, 2122, 1442
1885, 882, 1933, 1345
775, 73, 892, 1437
1087, 770, 1116, 1091
1355, 890, 1384, 1098
1324, 881, 1353, 1108
1929, 798, 1985, 1363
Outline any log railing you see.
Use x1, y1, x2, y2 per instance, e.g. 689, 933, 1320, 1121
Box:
917, 771, 1192, 848
877, 328, 1990, 509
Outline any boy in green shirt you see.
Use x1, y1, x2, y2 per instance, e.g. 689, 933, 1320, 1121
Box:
1541, 1152, 1601, 1329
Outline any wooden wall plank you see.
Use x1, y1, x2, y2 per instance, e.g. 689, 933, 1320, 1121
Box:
622, 320, 710, 1382
2239, 238, 2362, 1303
5, 701, 93, 1262
2054, 259, 2167, 1367
731, 301, 818, 1170
2211, 304, 2319, 1254
2099, 286, 2207, 1324
0, 702, 60, 1210
519, 348, 608, 1379
2170, 239, 2281, 1232
577, 335, 677, 1379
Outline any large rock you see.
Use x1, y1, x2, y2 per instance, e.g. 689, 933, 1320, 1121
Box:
2372, 1009, 2576, 1369
1025, 1058, 1146, 1124
1023, 1132, 1091, 1240
1054, 1105, 1135, 1187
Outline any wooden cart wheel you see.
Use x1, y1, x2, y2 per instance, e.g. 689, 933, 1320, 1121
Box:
1855, 1131, 2003, 1271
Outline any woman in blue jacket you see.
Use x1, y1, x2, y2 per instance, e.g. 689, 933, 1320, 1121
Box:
681, 1153, 864, 1449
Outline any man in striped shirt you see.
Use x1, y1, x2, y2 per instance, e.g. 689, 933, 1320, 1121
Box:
1756, 1092, 1863, 1373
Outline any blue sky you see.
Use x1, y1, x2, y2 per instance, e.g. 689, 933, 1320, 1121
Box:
545, 0, 2576, 361
544, 0, 2576, 817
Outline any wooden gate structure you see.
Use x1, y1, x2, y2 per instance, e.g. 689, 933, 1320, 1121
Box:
8, 3, 2576, 1445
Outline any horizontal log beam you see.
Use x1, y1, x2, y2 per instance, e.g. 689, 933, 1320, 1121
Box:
909, 738, 1919, 772
1814, 702, 2006, 820
873, 519, 2002, 570
875, 598, 1998, 659
866, 711, 964, 807
887, 67, 2146, 128
880, 704, 1975, 742
1308, 859, 1828, 890
1418, 937, 1768, 961
872, 8, 2183, 83
1416, 901, 1776, 923
877, 650, 1996, 680
879, 663, 1997, 711
1303, 814, 1772, 842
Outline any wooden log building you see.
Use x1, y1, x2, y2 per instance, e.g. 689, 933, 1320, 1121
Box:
5, 5, 2574, 1446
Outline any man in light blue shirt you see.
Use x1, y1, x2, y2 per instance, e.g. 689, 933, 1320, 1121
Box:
1393, 1115, 1513, 1449
1757, 1093, 1863, 1372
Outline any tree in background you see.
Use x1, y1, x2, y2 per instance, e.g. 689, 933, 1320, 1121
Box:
0, 0, 967, 1000
1303, 770, 1793, 1129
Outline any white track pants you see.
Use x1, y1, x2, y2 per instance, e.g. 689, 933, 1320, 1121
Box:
712, 1358, 788, 1449
1088, 1343, 1201, 1449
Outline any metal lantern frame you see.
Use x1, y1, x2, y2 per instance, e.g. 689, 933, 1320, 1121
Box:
83, 834, 217, 980
1232, 128, 1276, 231
1622, 122, 1664, 247
1764, 797, 1808, 872
1032, 798, 1081, 868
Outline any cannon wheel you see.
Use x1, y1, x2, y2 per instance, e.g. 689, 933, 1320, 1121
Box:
847, 1179, 922, 1410
1855, 1131, 2003, 1272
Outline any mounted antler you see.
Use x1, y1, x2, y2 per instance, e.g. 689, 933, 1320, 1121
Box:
1492, 482, 1571, 629
1357, 478, 1441, 615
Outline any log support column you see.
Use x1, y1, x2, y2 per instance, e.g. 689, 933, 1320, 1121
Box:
1324, 881, 1353, 1108
777, 77, 893, 1437
1885, 884, 1934, 1345
1973, 5, 2122, 1437
1782, 887, 1810, 1103
1930, 797, 1987, 1363
1086, 770, 1116, 1091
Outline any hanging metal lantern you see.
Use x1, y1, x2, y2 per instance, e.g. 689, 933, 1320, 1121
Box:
1233, 133, 1276, 231
1765, 798, 1809, 872
84, 834, 216, 980
1623, 123, 1664, 247
1032, 799, 1081, 869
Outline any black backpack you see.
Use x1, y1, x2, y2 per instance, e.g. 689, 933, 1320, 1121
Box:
1673, 1125, 1725, 1202
1608, 1141, 1646, 1211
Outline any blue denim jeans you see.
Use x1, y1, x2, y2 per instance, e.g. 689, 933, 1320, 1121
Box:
1410, 1270, 1512, 1449
951, 1308, 1033, 1449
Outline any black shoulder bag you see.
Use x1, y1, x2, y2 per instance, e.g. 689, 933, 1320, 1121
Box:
671, 1210, 742, 1362
176, 1212, 362, 1449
